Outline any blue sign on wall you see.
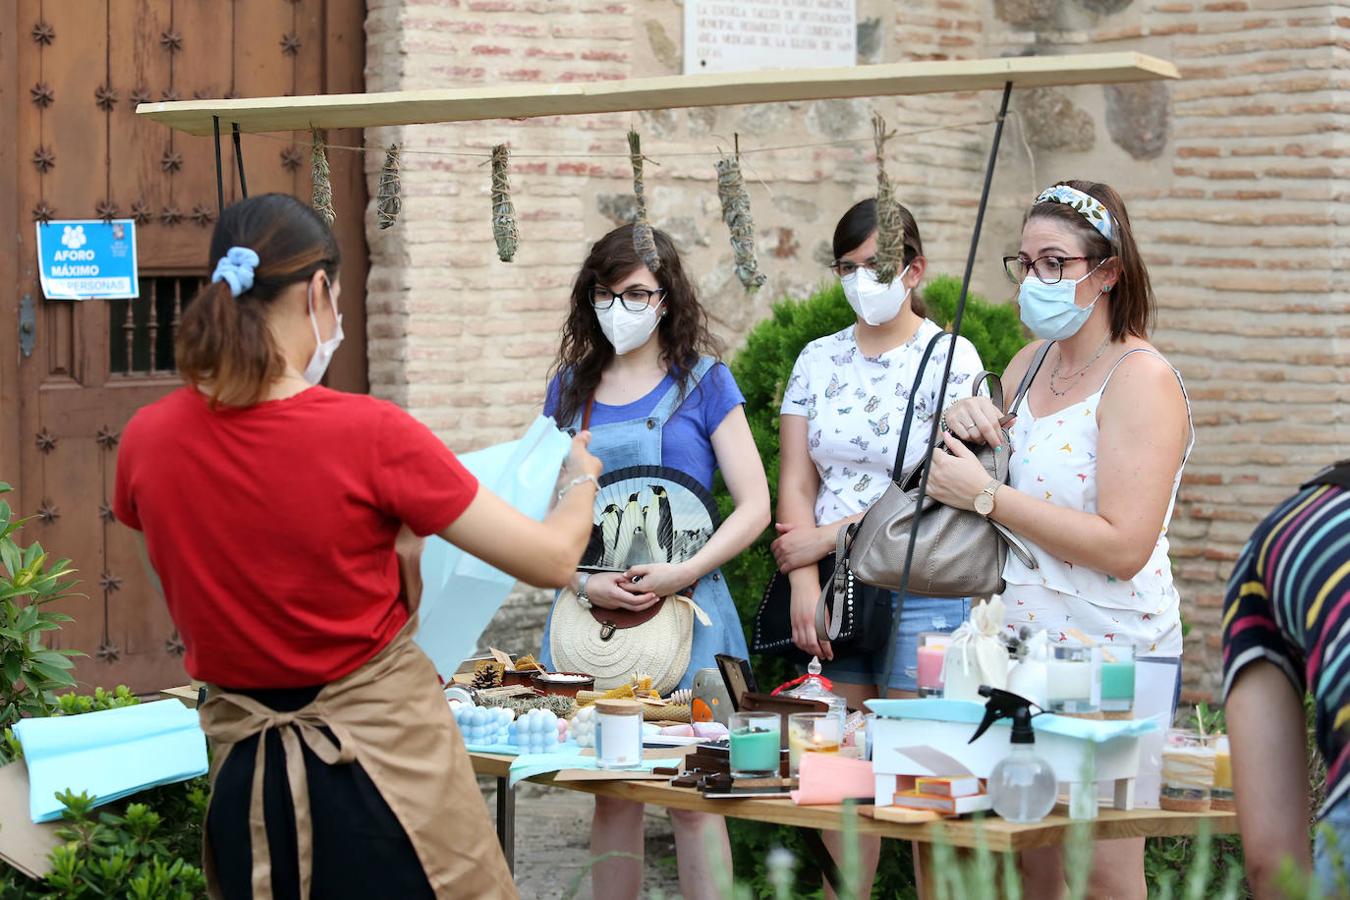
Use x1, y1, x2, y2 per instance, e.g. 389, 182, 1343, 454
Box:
35, 219, 139, 300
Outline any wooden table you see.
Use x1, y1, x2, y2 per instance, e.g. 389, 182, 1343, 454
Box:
470, 751, 1237, 889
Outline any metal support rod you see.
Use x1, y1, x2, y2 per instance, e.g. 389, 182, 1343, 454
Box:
880, 80, 1014, 691
212, 116, 225, 213
232, 123, 249, 199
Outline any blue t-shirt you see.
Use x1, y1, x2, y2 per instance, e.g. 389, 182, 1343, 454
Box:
544, 363, 744, 490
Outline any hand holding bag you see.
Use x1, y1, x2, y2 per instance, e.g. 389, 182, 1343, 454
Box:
750, 554, 892, 661
818, 338, 1048, 637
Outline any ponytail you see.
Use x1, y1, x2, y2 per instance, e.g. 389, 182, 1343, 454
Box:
175, 280, 285, 407
174, 193, 339, 406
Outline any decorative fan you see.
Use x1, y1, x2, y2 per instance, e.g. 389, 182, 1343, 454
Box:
579, 465, 720, 573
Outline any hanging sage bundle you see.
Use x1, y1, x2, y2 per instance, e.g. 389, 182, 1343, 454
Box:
872, 113, 905, 285
310, 128, 335, 228
376, 143, 402, 230
714, 152, 766, 291
490, 143, 519, 263
627, 130, 661, 273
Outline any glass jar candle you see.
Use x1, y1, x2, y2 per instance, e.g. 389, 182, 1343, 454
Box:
1044, 642, 1100, 714
1099, 644, 1136, 715
729, 711, 782, 779
787, 712, 842, 776
1160, 729, 1217, 812
915, 632, 952, 697
594, 699, 644, 770
1211, 735, 1234, 811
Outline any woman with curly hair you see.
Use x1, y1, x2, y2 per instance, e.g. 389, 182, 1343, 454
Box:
539, 224, 770, 899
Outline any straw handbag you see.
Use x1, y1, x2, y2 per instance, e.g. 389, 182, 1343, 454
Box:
549, 589, 710, 696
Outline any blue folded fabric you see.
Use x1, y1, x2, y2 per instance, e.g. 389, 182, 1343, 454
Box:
865, 698, 1159, 742
507, 751, 667, 788
13, 701, 208, 823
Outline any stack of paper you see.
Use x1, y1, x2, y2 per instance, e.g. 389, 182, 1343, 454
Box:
12, 700, 208, 823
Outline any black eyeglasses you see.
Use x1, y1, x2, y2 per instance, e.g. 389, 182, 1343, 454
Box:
1003, 255, 1098, 286
827, 257, 877, 278
590, 287, 665, 313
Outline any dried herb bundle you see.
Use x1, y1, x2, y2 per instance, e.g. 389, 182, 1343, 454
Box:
627, 130, 661, 273
376, 143, 401, 230
714, 150, 766, 292
490, 143, 519, 263
872, 113, 905, 285
310, 128, 335, 228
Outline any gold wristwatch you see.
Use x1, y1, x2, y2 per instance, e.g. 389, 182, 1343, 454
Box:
973, 479, 1002, 517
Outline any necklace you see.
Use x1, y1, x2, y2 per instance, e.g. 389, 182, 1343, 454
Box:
1048, 335, 1111, 398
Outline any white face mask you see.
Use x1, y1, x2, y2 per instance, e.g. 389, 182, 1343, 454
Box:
841, 265, 911, 327
302, 277, 344, 385
596, 303, 661, 356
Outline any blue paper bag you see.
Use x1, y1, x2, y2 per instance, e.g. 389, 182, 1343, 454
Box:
414, 416, 572, 677
13, 700, 208, 823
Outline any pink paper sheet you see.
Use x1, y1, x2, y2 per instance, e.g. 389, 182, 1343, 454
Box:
790, 754, 875, 805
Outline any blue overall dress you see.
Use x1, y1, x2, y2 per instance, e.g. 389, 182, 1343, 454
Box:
539, 357, 750, 692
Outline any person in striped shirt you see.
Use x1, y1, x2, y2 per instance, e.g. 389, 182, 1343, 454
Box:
1223, 460, 1350, 899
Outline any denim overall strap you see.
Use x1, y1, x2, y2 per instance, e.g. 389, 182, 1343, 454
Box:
646, 357, 716, 431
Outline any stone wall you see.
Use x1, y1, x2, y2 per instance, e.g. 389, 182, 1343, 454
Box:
363, 0, 1348, 697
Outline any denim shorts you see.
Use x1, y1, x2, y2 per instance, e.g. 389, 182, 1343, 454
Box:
820, 595, 971, 693
1316, 795, 1350, 896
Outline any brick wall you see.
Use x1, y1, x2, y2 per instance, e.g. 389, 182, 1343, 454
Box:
981, 0, 1350, 698
363, 0, 1348, 695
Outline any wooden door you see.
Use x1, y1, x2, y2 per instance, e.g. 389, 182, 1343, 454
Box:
0, 0, 368, 694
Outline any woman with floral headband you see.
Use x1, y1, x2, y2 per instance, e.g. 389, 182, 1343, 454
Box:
927, 180, 1192, 897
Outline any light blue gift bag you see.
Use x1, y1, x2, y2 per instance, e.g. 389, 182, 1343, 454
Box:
413, 416, 572, 678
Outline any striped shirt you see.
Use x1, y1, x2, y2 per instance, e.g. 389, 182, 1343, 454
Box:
1222, 462, 1350, 815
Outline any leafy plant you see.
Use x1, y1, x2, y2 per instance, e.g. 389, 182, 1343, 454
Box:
0, 482, 84, 760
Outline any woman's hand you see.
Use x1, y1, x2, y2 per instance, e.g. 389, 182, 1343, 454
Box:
622, 562, 695, 599
926, 432, 996, 512
771, 522, 831, 573
584, 571, 661, 612
561, 430, 604, 482
790, 575, 831, 660
942, 396, 1009, 448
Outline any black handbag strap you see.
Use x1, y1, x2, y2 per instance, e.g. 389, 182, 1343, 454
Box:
891, 330, 951, 485
1007, 340, 1055, 418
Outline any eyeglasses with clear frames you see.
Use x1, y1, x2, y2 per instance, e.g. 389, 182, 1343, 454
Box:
590, 287, 666, 313
1003, 255, 1099, 286
827, 258, 878, 278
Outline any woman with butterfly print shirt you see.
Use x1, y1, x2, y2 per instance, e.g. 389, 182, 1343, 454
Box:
774, 198, 983, 895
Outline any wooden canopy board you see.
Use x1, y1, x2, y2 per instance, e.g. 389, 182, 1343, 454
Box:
137, 52, 1178, 135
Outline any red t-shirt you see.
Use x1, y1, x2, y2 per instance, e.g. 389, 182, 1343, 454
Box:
114, 386, 478, 688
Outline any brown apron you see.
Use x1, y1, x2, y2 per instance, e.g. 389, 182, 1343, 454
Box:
197, 530, 515, 899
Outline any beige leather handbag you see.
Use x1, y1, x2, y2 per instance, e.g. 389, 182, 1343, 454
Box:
816, 338, 1047, 641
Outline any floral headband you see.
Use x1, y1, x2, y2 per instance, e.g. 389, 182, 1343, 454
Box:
1035, 184, 1115, 243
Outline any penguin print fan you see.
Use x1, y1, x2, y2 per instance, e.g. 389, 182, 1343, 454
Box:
582, 466, 720, 574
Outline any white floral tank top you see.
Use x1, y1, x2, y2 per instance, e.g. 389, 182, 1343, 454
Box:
1001, 349, 1193, 656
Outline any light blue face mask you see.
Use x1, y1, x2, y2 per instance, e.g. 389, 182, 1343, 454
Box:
1017, 260, 1106, 341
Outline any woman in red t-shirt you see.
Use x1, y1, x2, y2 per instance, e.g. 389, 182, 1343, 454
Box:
115, 193, 599, 900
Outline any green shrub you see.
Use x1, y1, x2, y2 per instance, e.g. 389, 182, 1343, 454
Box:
0, 482, 84, 762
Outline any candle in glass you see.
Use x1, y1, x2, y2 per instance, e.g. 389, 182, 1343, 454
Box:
729, 712, 781, 778
915, 632, 951, 697
1211, 735, 1234, 811
787, 712, 841, 775
1044, 642, 1100, 713
1160, 729, 1217, 812
1099, 644, 1136, 714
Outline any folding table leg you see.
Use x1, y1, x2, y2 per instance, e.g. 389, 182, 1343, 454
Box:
496, 775, 515, 873
796, 828, 844, 894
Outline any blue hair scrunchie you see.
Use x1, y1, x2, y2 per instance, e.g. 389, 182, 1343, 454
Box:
211, 246, 260, 297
